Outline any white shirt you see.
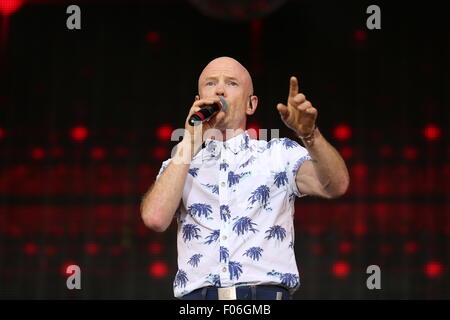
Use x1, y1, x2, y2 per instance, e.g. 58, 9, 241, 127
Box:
156, 130, 311, 298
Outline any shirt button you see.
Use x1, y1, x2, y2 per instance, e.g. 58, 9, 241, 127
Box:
222, 235, 227, 241
222, 267, 227, 273
221, 182, 226, 187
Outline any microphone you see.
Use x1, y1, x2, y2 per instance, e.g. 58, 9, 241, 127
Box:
188, 96, 228, 126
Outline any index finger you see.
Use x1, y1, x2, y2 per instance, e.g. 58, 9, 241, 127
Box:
289, 76, 299, 98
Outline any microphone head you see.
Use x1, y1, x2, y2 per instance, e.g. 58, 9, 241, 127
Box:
218, 96, 228, 112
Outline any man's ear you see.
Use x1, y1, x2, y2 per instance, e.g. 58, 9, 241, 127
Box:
246, 95, 258, 116
195, 95, 200, 101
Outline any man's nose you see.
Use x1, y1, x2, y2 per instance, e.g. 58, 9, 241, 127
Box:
215, 83, 225, 96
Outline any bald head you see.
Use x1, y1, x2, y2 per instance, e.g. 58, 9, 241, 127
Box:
198, 57, 254, 95
195, 57, 259, 134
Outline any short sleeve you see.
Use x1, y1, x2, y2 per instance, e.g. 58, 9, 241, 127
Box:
279, 138, 312, 198
156, 158, 172, 180
155, 157, 182, 217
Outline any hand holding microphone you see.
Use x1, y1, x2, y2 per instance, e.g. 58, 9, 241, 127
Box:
188, 96, 228, 126
181, 96, 227, 156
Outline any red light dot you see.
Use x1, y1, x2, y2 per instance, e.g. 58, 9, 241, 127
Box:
85, 242, 100, 255
379, 244, 393, 255
332, 261, 350, 278
55, 164, 68, 176
147, 31, 160, 44
24, 243, 38, 255
308, 225, 324, 236
379, 145, 393, 157
149, 261, 169, 278
137, 225, 150, 237
43, 245, 56, 256
13, 165, 27, 176
256, 2, 268, 11
353, 164, 367, 178
31, 147, 45, 160
353, 222, 367, 236
61, 261, 78, 276
353, 164, 368, 178
354, 29, 367, 41
0, 0, 24, 16
251, 19, 262, 35
424, 261, 443, 278
50, 227, 64, 238
404, 241, 418, 254
339, 146, 353, 160
95, 226, 110, 237
91, 147, 106, 160
374, 203, 389, 221
108, 245, 123, 256
375, 181, 389, 195
311, 244, 324, 256
98, 183, 112, 196
51, 147, 63, 157
0, 127, 5, 139
338, 241, 352, 254
100, 164, 113, 176
232, 7, 246, 19
403, 146, 418, 160
115, 146, 128, 157
156, 125, 173, 141
152, 146, 168, 160
139, 164, 152, 176
334, 124, 352, 141
147, 242, 163, 255
71, 126, 89, 142
97, 205, 112, 218
247, 124, 260, 139
423, 124, 441, 141
8, 225, 22, 237
443, 164, 450, 175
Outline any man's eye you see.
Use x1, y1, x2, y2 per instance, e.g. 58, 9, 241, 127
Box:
228, 81, 238, 86
206, 82, 215, 86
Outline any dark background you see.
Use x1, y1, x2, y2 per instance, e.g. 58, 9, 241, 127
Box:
0, 0, 449, 299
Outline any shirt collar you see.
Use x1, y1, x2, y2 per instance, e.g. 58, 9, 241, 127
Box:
204, 130, 251, 155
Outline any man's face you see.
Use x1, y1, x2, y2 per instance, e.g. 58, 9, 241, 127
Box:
197, 57, 255, 131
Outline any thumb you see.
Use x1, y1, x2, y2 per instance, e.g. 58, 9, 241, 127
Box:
277, 103, 288, 119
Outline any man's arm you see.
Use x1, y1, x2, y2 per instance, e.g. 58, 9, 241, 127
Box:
277, 76, 349, 199
296, 128, 349, 199
140, 139, 192, 232
140, 96, 225, 232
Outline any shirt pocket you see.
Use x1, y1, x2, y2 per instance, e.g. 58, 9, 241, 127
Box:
236, 169, 282, 213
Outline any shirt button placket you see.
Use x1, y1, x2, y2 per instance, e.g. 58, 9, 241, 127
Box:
218, 154, 230, 281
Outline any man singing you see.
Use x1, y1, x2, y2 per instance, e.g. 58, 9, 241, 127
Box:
141, 57, 349, 300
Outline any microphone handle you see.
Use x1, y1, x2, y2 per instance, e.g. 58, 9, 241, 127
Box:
188, 104, 219, 126
188, 113, 204, 126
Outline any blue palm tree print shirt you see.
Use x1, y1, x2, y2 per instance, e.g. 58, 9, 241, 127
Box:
156, 130, 311, 298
